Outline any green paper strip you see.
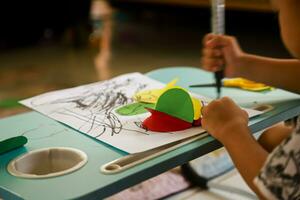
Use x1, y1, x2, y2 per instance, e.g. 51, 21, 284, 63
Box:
155, 88, 194, 123
0, 99, 21, 108
116, 102, 155, 116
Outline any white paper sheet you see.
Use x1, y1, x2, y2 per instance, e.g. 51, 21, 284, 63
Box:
20, 73, 261, 153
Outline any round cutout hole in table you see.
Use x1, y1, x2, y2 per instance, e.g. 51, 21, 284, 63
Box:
7, 147, 88, 179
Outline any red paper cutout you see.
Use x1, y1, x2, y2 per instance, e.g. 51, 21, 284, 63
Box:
142, 108, 192, 132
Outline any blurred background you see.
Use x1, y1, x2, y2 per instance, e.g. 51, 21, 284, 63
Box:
0, 0, 290, 118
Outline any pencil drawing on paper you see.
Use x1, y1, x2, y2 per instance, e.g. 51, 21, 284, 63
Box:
20, 73, 207, 153
29, 76, 149, 136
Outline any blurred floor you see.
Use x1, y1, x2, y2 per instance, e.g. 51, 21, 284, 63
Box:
0, 6, 290, 122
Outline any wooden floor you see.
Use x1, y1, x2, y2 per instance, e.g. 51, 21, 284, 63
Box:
0, 8, 290, 119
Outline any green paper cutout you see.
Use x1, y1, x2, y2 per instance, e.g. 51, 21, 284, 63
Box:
0, 98, 21, 108
116, 102, 155, 116
155, 88, 194, 123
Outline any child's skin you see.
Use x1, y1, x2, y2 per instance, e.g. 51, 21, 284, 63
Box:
201, 0, 300, 198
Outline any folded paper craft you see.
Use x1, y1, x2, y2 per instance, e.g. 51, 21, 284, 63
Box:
118, 81, 203, 125
142, 87, 203, 132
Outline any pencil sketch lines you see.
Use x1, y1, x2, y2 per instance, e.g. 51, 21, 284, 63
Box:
28, 76, 149, 137
20, 123, 69, 140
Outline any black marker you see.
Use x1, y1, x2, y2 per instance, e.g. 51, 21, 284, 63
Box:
215, 70, 224, 99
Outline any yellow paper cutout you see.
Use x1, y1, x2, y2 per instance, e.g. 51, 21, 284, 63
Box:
223, 78, 272, 91
134, 78, 178, 104
191, 97, 202, 120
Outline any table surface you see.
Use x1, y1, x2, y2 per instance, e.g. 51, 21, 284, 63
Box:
1, 67, 300, 200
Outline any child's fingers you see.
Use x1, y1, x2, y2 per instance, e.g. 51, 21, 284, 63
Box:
203, 34, 226, 50
202, 48, 222, 58
201, 46, 224, 71
200, 103, 208, 118
242, 109, 249, 118
201, 57, 224, 71
202, 33, 215, 46
222, 97, 249, 118
203, 33, 236, 49
205, 36, 224, 48
205, 35, 234, 49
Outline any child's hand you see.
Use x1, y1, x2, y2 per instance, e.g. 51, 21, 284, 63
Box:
201, 97, 249, 143
201, 33, 245, 77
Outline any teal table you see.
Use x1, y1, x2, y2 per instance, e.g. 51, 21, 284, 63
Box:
1, 67, 300, 200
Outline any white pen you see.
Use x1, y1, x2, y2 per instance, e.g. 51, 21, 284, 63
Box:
211, 0, 225, 99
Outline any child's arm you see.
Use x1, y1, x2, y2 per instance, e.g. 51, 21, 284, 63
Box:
201, 97, 268, 199
222, 125, 268, 199
201, 33, 300, 94
258, 122, 293, 152
237, 55, 300, 94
